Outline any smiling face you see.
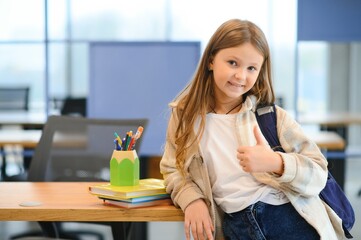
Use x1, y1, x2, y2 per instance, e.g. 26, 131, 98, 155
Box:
209, 42, 264, 106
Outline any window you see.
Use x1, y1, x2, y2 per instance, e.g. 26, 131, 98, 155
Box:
297, 42, 328, 113
0, 0, 297, 113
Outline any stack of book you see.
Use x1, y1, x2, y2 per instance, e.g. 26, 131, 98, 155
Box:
89, 178, 172, 208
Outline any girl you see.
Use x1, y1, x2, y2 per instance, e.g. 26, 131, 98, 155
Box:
160, 19, 344, 240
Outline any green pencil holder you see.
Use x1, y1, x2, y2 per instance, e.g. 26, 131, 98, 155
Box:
110, 150, 140, 186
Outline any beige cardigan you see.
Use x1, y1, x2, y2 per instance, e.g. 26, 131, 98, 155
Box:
160, 97, 345, 239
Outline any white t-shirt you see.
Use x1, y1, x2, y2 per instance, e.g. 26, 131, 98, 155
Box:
199, 111, 289, 213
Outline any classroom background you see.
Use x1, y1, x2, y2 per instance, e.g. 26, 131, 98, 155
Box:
1, 0, 361, 239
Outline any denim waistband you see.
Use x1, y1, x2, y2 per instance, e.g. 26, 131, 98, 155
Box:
227, 201, 288, 217
223, 201, 319, 240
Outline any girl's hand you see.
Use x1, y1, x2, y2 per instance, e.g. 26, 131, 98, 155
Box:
184, 199, 214, 240
237, 126, 284, 175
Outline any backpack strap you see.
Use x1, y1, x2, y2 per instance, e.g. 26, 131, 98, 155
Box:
255, 104, 285, 153
255, 104, 355, 237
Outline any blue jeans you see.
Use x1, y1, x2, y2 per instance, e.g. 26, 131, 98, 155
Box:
223, 202, 319, 240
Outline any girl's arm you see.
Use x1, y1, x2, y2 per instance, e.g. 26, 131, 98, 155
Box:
184, 199, 214, 240
160, 110, 204, 209
258, 106, 328, 197
160, 110, 214, 240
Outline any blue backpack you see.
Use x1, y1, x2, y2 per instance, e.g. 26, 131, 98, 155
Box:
255, 104, 355, 239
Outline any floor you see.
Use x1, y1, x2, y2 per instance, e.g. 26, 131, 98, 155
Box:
1, 156, 360, 240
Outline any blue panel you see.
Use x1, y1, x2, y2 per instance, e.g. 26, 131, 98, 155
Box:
88, 42, 200, 156
298, 0, 361, 41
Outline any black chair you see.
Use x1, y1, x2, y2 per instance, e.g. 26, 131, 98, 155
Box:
10, 115, 148, 240
0, 86, 30, 111
60, 97, 87, 117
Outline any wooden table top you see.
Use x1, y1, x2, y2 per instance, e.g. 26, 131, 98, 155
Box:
298, 112, 361, 126
0, 111, 47, 128
306, 131, 345, 150
0, 129, 42, 148
0, 182, 184, 222
0, 129, 88, 148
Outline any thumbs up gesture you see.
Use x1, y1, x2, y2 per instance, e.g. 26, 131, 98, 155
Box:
237, 126, 284, 175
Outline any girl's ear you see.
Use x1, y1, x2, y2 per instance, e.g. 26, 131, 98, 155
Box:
208, 61, 214, 71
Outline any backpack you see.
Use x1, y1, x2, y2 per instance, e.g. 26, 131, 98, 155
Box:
255, 104, 355, 239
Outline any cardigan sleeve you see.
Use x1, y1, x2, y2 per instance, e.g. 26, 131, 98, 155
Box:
254, 106, 328, 197
159, 108, 205, 211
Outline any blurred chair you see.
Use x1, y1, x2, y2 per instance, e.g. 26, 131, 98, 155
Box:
0, 86, 30, 179
60, 97, 87, 117
0, 86, 30, 111
10, 115, 148, 240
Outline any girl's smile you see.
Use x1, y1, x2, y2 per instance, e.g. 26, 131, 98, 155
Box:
228, 80, 245, 89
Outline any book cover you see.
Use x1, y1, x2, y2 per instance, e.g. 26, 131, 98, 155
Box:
102, 198, 173, 209
98, 193, 170, 203
89, 178, 167, 199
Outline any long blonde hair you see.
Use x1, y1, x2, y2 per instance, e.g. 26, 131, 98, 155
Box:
173, 19, 275, 177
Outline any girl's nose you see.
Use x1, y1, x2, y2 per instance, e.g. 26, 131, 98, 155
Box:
235, 69, 246, 80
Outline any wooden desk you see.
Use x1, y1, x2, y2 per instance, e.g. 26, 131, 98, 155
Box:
306, 131, 345, 151
299, 112, 361, 127
0, 111, 47, 129
299, 112, 361, 190
0, 110, 46, 179
299, 112, 361, 143
0, 182, 184, 222
0, 129, 86, 180
0, 129, 42, 180
0, 129, 42, 148
306, 131, 346, 188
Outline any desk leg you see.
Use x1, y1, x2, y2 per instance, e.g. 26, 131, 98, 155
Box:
39, 222, 60, 237
110, 222, 131, 239
23, 147, 33, 170
327, 154, 346, 191
110, 222, 147, 240
0, 147, 7, 180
